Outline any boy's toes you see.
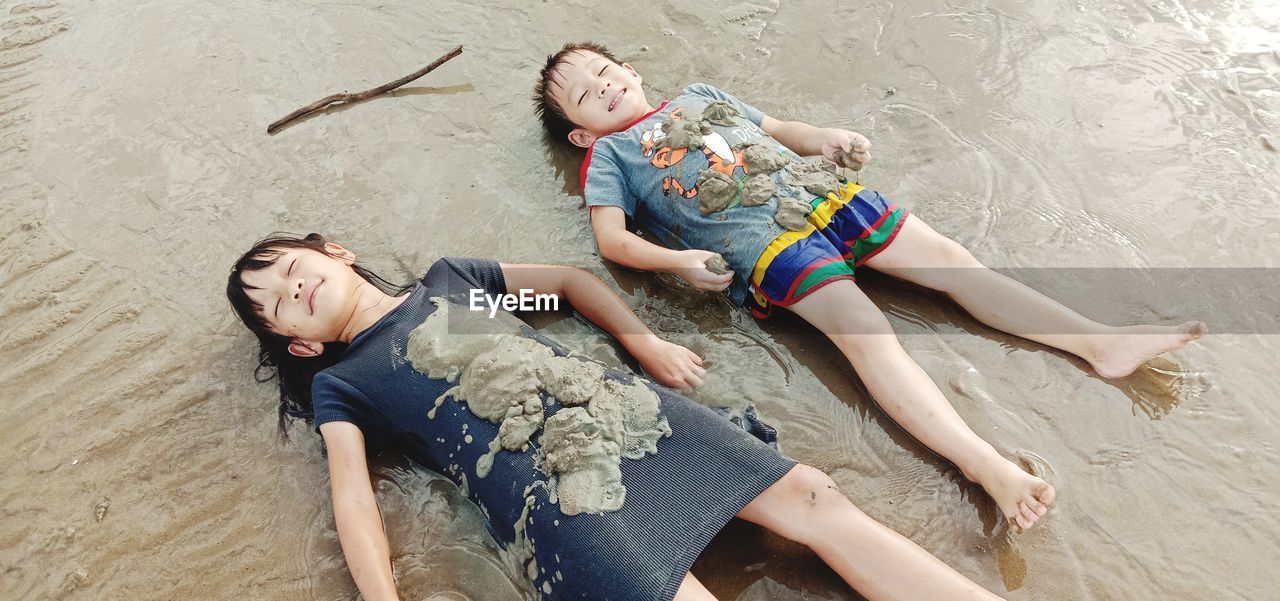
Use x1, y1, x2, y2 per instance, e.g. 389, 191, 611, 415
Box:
1034, 480, 1057, 507
1010, 511, 1032, 533
1019, 502, 1040, 527
1023, 494, 1048, 517
1182, 320, 1208, 339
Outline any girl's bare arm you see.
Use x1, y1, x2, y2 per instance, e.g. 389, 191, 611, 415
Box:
319, 421, 400, 601
499, 262, 707, 389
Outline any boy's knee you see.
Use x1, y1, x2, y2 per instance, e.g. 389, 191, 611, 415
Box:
826, 301, 895, 339
934, 236, 981, 269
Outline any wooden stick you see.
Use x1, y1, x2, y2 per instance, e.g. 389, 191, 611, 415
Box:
267, 44, 463, 135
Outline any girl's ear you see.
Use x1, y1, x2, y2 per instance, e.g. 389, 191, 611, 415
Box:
287, 339, 325, 358
323, 242, 356, 265
568, 128, 597, 149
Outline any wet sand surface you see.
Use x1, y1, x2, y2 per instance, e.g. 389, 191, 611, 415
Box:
2, 0, 1278, 599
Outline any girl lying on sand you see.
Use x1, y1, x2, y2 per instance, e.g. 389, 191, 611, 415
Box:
226, 233, 1007, 601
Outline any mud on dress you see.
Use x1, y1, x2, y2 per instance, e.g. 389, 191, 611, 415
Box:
311, 258, 796, 601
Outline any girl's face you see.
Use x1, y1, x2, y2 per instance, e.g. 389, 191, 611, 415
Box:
239, 244, 364, 352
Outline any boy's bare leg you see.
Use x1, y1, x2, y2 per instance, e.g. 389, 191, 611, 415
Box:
674, 572, 720, 601
786, 280, 1053, 530
738, 464, 1006, 600
863, 216, 1205, 378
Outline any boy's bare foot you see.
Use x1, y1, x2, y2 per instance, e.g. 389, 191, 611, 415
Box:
1087, 321, 1207, 379
967, 454, 1056, 533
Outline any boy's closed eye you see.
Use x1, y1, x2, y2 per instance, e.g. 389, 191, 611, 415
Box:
577, 64, 610, 105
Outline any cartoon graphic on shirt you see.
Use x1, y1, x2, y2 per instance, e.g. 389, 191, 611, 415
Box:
640, 107, 751, 201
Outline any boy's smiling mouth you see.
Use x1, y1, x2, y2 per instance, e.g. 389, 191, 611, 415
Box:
608, 88, 626, 111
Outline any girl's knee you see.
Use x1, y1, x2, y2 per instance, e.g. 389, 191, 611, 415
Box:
785, 464, 848, 511
768, 465, 873, 545
673, 572, 720, 601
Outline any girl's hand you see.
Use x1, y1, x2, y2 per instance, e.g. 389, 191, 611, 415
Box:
632, 336, 707, 389
670, 249, 733, 292
820, 129, 872, 170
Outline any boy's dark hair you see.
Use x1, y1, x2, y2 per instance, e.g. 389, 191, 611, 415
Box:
532, 41, 622, 144
226, 233, 410, 440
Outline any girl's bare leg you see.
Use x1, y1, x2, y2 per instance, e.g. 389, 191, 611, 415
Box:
673, 572, 720, 601
738, 464, 1005, 601
863, 216, 1205, 378
787, 280, 1053, 530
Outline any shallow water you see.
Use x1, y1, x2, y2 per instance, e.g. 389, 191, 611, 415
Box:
2, 0, 1278, 599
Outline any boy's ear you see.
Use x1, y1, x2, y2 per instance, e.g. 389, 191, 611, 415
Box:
568, 128, 597, 149
287, 339, 325, 358
621, 62, 641, 82
323, 242, 356, 265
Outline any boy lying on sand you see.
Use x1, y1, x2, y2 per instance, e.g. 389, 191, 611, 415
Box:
532, 41, 1205, 532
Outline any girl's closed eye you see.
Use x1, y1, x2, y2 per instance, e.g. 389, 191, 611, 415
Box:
275, 258, 297, 316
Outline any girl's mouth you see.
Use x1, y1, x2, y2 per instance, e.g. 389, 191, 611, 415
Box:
608, 88, 626, 112
308, 281, 321, 313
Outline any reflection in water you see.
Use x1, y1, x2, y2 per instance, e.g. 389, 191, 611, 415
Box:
995, 533, 1028, 592
1114, 356, 1210, 420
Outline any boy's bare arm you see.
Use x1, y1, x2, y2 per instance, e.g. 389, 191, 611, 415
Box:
761, 115, 872, 168
590, 206, 683, 271
591, 206, 732, 292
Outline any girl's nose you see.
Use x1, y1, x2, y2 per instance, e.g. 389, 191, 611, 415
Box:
292, 279, 303, 301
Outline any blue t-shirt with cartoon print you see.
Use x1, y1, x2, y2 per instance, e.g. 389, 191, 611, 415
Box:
581, 83, 806, 305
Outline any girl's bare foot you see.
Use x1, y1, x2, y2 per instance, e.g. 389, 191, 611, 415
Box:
1088, 321, 1207, 379
966, 454, 1056, 533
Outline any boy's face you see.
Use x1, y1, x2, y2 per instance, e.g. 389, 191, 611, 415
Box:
551, 50, 650, 148
240, 244, 364, 356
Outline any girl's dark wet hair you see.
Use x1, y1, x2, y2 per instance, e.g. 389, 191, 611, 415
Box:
227, 233, 410, 440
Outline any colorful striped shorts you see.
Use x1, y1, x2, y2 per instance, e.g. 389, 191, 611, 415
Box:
748, 181, 908, 317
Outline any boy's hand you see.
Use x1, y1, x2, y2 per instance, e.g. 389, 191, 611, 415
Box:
631, 336, 706, 389
820, 129, 872, 170
670, 250, 733, 292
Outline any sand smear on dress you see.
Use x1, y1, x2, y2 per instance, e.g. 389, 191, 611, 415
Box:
406, 298, 672, 516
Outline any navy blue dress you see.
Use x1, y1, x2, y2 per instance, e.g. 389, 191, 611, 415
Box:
311, 258, 796, 601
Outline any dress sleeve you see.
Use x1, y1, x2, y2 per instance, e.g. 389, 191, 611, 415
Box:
423, 257, 508, 299
312, 371, 366, 429
581, 144, 637, 216
312, 372, 386, 456
683, 83, 766, 126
